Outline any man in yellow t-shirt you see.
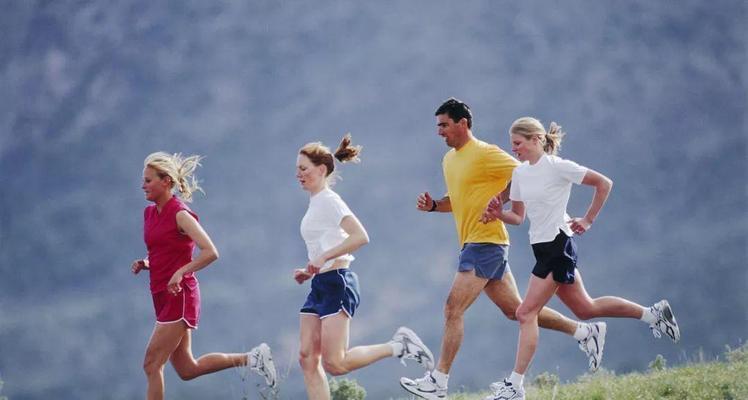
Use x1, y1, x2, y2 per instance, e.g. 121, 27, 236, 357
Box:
401, 98, 602, 400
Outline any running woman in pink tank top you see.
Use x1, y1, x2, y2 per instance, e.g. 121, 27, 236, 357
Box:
132, 152, 277, 400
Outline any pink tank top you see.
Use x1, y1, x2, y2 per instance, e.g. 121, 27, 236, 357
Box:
144, 196, 199, 293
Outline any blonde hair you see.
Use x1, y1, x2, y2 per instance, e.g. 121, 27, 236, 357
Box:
510, 117, 565, 155
144, 152, 204, 202
299, 133, 362, 184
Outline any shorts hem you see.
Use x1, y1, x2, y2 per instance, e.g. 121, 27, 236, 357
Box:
319, 308, 353, 319
156, 318, 198, 329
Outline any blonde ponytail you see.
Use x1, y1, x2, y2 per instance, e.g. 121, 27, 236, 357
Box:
144, 152, 205, 202
544, 122, 565, 155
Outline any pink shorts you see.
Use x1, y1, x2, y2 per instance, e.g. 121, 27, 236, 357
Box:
152, 280, 200, 329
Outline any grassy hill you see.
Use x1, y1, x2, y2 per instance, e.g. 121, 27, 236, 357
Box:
406, 344, 748, 400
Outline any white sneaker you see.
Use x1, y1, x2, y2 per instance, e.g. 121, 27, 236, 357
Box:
392, 326, 435, 370
484, 379, 525, 400
247, 343, 277, 388
578, 322, 606, 371
649, 300, 680, 343
399, 371, 447, 400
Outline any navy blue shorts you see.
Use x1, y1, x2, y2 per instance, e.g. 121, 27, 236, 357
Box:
458, 243, 510, 280
300, 269, 361, 319
531, 231, 578, 284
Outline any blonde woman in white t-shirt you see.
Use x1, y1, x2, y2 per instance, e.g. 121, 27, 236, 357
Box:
478, 118, 681, 400
293, 134, 435, 400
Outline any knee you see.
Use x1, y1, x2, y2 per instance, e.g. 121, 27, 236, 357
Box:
500, 302, 519, 321
175, 368, 198, 381
142, 356, 165, 377
515, 304, 537, 324
443, 303, 465, 323
322, 359, 348, 376
298, 349, 320, 372
568, 301, 596, 320
573, 307, 595, 321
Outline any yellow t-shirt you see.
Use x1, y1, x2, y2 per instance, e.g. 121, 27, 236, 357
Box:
443, 138, 520, 246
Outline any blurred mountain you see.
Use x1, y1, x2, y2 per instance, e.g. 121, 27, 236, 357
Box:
0, 1, 746, 399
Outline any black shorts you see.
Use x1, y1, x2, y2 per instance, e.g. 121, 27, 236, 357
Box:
531, 230, 578, 284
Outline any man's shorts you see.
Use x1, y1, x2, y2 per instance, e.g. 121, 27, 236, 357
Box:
458, 242, 510, 280
531, 230, 578, 284
300, 268, 361, 319
152, 279, 200, 329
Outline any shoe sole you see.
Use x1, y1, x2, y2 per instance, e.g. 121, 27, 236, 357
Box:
591, 322, 607, 372
659, 300, 681, 343
396, 327, 435, 370
399, 380, 446, 400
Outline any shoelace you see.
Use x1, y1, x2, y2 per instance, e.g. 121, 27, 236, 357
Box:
399, 340, 426, 366
489, 380, 515, 395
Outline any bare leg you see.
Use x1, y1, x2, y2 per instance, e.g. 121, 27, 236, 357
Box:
319, 312, 393, 375
169, 329, 247, 380
483, 270, 577, 335
436, 270, 489, 374
143, 321, 188, 400
556, 270, 644, 320
513, 274, 559, 374
299, 314, 329, 400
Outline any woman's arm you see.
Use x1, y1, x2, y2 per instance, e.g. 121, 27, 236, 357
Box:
481, 196, 525, 226
307, 215, 369, 274
167, 210, 220, 294
569, 169, 613, 235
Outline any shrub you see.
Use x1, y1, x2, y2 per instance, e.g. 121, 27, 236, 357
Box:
648, 354, 667, 371
532, 371, 559, 389
725, 342, 748, 363
329, 377, 366, 400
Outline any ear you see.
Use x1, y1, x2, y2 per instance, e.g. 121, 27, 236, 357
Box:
317, 164, 328, 176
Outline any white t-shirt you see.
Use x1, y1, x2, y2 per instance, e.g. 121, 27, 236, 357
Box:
509, 154, 588, 244
300, 188, 355, 268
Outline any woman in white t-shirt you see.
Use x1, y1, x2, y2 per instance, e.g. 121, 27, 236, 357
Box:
293, 134, 434, 400
479, 118, 681, 400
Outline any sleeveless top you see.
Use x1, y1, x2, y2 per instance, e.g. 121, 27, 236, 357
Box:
144, 196, 199, 293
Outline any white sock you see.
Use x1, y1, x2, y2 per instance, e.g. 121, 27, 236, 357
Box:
509, 371, 524, 387
573, 323, 590, 341
431, 369, 449, 388
640, 306, 657, 324
247, 352, 257, 368
390, 341, 404, 357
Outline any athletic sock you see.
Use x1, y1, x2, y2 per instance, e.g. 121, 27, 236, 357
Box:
389, 341, 404, 357
640, 306, 657, 325
431, 369, 449, 388
509, 371, 524, 387
247, 352, 258, 368
573, 323, 589, 341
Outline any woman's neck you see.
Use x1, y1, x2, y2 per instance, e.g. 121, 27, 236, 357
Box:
527, 151, 545, 165
309, 184, 327, 197
155, 193, 173, 212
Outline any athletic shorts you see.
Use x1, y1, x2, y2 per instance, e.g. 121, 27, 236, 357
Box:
152, 279, 200, 329
531, 230, 578, 284
300, 268, 360, 319
458, 242, 510, 280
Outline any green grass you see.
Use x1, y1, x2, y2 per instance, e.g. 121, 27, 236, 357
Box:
398, 344, 748, 400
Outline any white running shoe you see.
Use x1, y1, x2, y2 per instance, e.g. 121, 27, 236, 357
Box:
578, 321, 607, 371
649, 299, 680, 343
399, 371, 447, 400
247, 343, 277, 388
484, 379, 525, 400
392, 326, 435, 370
